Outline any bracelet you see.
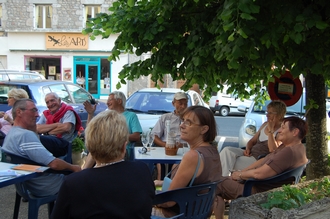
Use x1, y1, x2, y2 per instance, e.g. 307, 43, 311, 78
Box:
268, 130, 274, 134
239, 172, 243, 180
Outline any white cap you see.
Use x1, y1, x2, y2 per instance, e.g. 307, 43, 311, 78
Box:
173, 92, 188, 100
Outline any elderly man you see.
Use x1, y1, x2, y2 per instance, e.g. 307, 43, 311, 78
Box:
213, 116, 309, 219
83, 91, 142, 168
37, 92, 82, 157
2, 99, 81, 197
151, 92, 188, 180
152, 92, 188, 147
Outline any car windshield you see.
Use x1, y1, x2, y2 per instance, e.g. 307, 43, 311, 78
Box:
252, 95, 306, 116
126, 91, 192, 114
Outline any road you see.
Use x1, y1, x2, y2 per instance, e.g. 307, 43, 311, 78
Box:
214, 115, 245, 151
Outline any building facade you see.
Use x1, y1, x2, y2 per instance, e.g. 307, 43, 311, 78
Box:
0, 0, 137, 99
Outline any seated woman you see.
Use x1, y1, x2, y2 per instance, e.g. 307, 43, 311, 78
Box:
220, 100, 286, 176
153, 106, 222, 217
51, 110, 155, 219
214, 116, 309, 219
0, 88, 29, 145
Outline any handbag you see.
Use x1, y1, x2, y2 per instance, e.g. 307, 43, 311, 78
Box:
162, 150, 201, 192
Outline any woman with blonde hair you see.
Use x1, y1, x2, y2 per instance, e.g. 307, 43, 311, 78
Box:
51, 110, 155, 219
220, 100, 287, 176
0, 88, 29, 135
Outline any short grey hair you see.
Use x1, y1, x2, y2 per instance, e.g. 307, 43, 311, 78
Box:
12, 99, 34, 119
45, 92, 60, 100
109, 91, 126, 108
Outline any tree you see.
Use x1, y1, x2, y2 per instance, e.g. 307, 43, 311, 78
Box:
83, 0, 330, 179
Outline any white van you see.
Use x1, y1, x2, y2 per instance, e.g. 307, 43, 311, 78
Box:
209, 91, 253, 116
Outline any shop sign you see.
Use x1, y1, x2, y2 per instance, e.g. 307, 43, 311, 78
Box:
46, 33, 88, 50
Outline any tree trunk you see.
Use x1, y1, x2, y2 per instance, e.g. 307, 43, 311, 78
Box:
305, 73, 330, 179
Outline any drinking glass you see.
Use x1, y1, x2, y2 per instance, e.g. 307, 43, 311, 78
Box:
148, 132, 155, 150
141, 132, 149, 151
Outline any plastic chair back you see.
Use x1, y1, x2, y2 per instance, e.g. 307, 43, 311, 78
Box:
242, 160, 310, 197
152, 181, 219, 219
3, 152, 57, 219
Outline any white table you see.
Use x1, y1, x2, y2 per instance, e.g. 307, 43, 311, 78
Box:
134, 147, 184, 172
0, 162, 40, 188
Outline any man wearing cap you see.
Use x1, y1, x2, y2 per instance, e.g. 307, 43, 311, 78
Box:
152, 92, 188, 148
151, 92, 188, 181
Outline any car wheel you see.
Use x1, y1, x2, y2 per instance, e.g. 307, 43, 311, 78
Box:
220, 107, 229, 116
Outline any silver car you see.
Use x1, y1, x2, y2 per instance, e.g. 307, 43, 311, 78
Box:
125, 88, 210, 133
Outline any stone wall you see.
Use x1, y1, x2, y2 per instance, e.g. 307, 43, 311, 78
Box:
1, 0, 114, 31
229, 178, 330, 219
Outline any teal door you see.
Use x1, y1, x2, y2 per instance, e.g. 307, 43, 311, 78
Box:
75, 62, 100, 99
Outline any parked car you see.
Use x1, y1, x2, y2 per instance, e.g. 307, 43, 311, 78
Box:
125, 88, 210, 133
209, 91, 253, 116
0, 80, 107, 128
0, 71, 45, 81
238, 93, 330, 153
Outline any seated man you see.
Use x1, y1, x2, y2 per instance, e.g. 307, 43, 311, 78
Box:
213, 116, 309, 219
83, 91, 142, 167
2, 99, 81, 197
152, 92, 188, 180
37, 92, 82, 157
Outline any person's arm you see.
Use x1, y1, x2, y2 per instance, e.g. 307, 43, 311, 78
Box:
157, 150, 200, 208
37, 123, 58, 134
83, 100, 97, 126
231, 163, 277, 181
48, 158, 81, 172
129, 132, 141, 142
243, 122, 267, 156
83, 153, 96, 169
153, 135, 166, 147
47, 122, 73, 135
37, 122, 73, 135
4, 113, 14, 125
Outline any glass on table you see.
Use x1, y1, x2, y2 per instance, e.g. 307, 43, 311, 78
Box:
148, 132, 155, 151
141, 132, 150, 151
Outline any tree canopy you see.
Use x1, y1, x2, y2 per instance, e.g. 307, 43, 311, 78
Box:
83, 0, 330, 179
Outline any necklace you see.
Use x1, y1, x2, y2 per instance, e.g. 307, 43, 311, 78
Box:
95, 159, 124, 168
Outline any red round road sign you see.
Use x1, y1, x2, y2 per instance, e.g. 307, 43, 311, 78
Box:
268, 71, 303, 106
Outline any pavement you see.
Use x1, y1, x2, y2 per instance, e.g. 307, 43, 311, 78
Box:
0, 184, 228, 218
0, 185, 49, 219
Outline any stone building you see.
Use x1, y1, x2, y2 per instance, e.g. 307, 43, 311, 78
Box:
0, 0, 189, 100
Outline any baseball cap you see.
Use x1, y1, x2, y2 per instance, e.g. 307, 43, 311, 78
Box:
173, 92, 188, 100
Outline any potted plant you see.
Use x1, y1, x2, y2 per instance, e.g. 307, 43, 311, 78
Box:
71, 137, 85, 166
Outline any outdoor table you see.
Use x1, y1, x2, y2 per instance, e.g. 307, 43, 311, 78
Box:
0, 162, 40, 188
134, 147, 184, 173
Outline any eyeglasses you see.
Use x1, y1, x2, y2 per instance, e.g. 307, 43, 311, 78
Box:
265, 111, 277, 115
21, 108, 39, 113
7, 97, 13, 99
181, 120, 201, 127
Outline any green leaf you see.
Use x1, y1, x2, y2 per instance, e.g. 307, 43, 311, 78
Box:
315, 21, 329, 30
128, 0, 135, 7
228, 32, 235, 41
240, 13, 255, 20
237, 29, 248, 38
294, 23, 304, 32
